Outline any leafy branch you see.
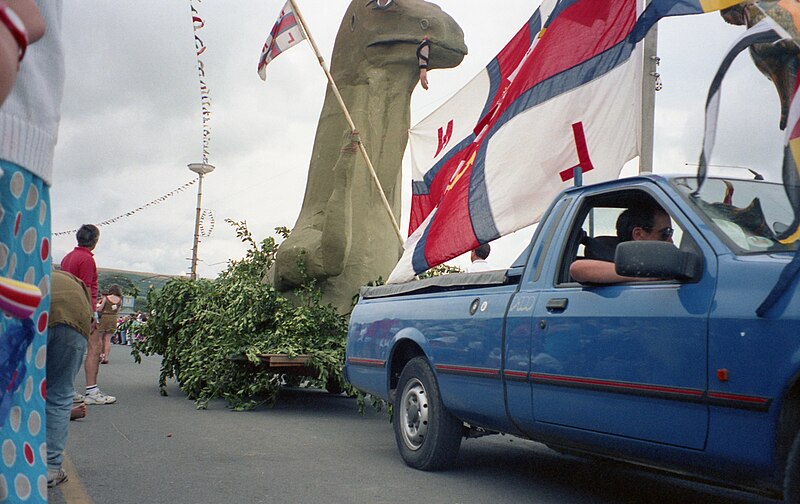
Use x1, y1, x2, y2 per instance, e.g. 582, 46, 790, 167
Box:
132, 221, 352, 410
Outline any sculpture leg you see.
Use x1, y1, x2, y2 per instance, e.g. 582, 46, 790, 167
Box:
269, 130, 356, 289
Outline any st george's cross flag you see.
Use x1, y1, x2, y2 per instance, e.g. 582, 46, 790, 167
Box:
390, 0, 645, 283
258, 1, 306, 80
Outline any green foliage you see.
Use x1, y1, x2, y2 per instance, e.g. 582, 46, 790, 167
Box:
132, 220, 350, 411
419, 263, 462, 278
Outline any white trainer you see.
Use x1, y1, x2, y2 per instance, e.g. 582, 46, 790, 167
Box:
84, 390, 116, 405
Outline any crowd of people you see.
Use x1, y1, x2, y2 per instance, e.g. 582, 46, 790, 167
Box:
111, 312, 147, 346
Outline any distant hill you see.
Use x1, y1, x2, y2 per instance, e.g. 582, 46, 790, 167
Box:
97, 267, 178, 293
97, 268, 181, 313
53, 266, 182, 313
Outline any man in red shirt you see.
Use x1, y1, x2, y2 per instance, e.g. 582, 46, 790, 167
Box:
60, 224, 99, 301
60, 224, 116, 405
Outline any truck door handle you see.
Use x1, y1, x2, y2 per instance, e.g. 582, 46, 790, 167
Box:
546, 298, 568, 312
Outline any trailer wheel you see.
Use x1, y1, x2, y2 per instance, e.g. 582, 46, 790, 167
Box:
393, 357, 462, 470
325, 374, 343, 395
785, 431, 800, 503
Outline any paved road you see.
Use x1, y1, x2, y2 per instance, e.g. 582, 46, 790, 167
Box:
49, 349, 777, 504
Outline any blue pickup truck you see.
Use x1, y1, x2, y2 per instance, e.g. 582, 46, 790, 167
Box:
345, 174, 800, 500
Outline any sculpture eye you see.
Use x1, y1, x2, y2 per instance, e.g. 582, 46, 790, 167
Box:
366, 0, 395, 10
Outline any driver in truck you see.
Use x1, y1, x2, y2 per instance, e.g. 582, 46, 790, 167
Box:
570, 202, 674, 284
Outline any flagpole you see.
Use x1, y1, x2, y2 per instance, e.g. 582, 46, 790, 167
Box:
640, 1, 658, 173
288, 0, 405, 245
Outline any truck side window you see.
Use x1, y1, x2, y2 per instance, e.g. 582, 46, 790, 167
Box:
557, 190, 692, 285
528, 197, 571, 283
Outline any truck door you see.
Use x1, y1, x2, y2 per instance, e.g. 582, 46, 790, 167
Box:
528, 187, 714, 450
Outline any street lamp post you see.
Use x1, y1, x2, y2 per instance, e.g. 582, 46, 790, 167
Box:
188, 162, 215, 280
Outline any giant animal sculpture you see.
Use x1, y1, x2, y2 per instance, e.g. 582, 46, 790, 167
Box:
268, 0, 467, 312
721, 1, 800, 130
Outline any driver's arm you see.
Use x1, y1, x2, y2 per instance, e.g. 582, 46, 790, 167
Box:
570, 259, 643, 284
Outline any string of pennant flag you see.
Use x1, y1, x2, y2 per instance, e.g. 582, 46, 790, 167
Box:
52, 179, 199, 237
192, 0, 211, 164
56, 1, 215, 239
199, 209, 215, 237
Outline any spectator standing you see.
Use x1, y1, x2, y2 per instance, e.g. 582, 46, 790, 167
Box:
466, 243, 492, 273
60, 224, 98, 301
96, 284, 121, 364
116, 314, 131, 345
46, 270, 92, 487
60, 224, 116, 405
0, 1, 62, 501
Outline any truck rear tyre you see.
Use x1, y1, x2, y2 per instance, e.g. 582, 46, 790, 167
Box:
393, 357, 462, 470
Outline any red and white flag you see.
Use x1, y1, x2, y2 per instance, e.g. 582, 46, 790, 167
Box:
257, 1, 306, 81
390, 0, 645, 283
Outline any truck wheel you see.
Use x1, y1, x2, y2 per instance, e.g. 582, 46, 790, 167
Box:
785, 431, 800, 503
393, 357, 462, 470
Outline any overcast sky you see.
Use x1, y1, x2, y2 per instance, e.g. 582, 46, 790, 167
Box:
51, 1, 783, 278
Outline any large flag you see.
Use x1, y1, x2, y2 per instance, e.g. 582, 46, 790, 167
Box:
257, 1, 306, 81
406, 0, 557, 233
391, 0, 645, 283
391, 0, 754, 284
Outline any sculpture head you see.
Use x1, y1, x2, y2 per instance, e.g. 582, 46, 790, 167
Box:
331, 0, 468, 81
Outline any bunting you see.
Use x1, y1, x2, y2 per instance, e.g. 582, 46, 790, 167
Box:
199, 209, 215, 238
53, 179, 199, 236
191, 1, 212, 164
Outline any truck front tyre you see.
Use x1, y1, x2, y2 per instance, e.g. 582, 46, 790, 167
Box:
393, 357, 462, 470
785, 431, 800, 503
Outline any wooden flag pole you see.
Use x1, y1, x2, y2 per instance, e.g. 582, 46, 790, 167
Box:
288, 0, 405, 245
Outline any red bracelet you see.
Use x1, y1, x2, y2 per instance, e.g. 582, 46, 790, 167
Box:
0, 0, 28, 64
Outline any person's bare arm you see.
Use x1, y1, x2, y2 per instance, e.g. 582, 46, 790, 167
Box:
569, 259, 645, 284
0, 0, 45, 104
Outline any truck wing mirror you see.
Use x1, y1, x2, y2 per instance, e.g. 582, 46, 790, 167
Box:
615, 241, 703, 282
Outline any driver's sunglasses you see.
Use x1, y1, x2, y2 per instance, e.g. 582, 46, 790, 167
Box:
657, 226, 674, 241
